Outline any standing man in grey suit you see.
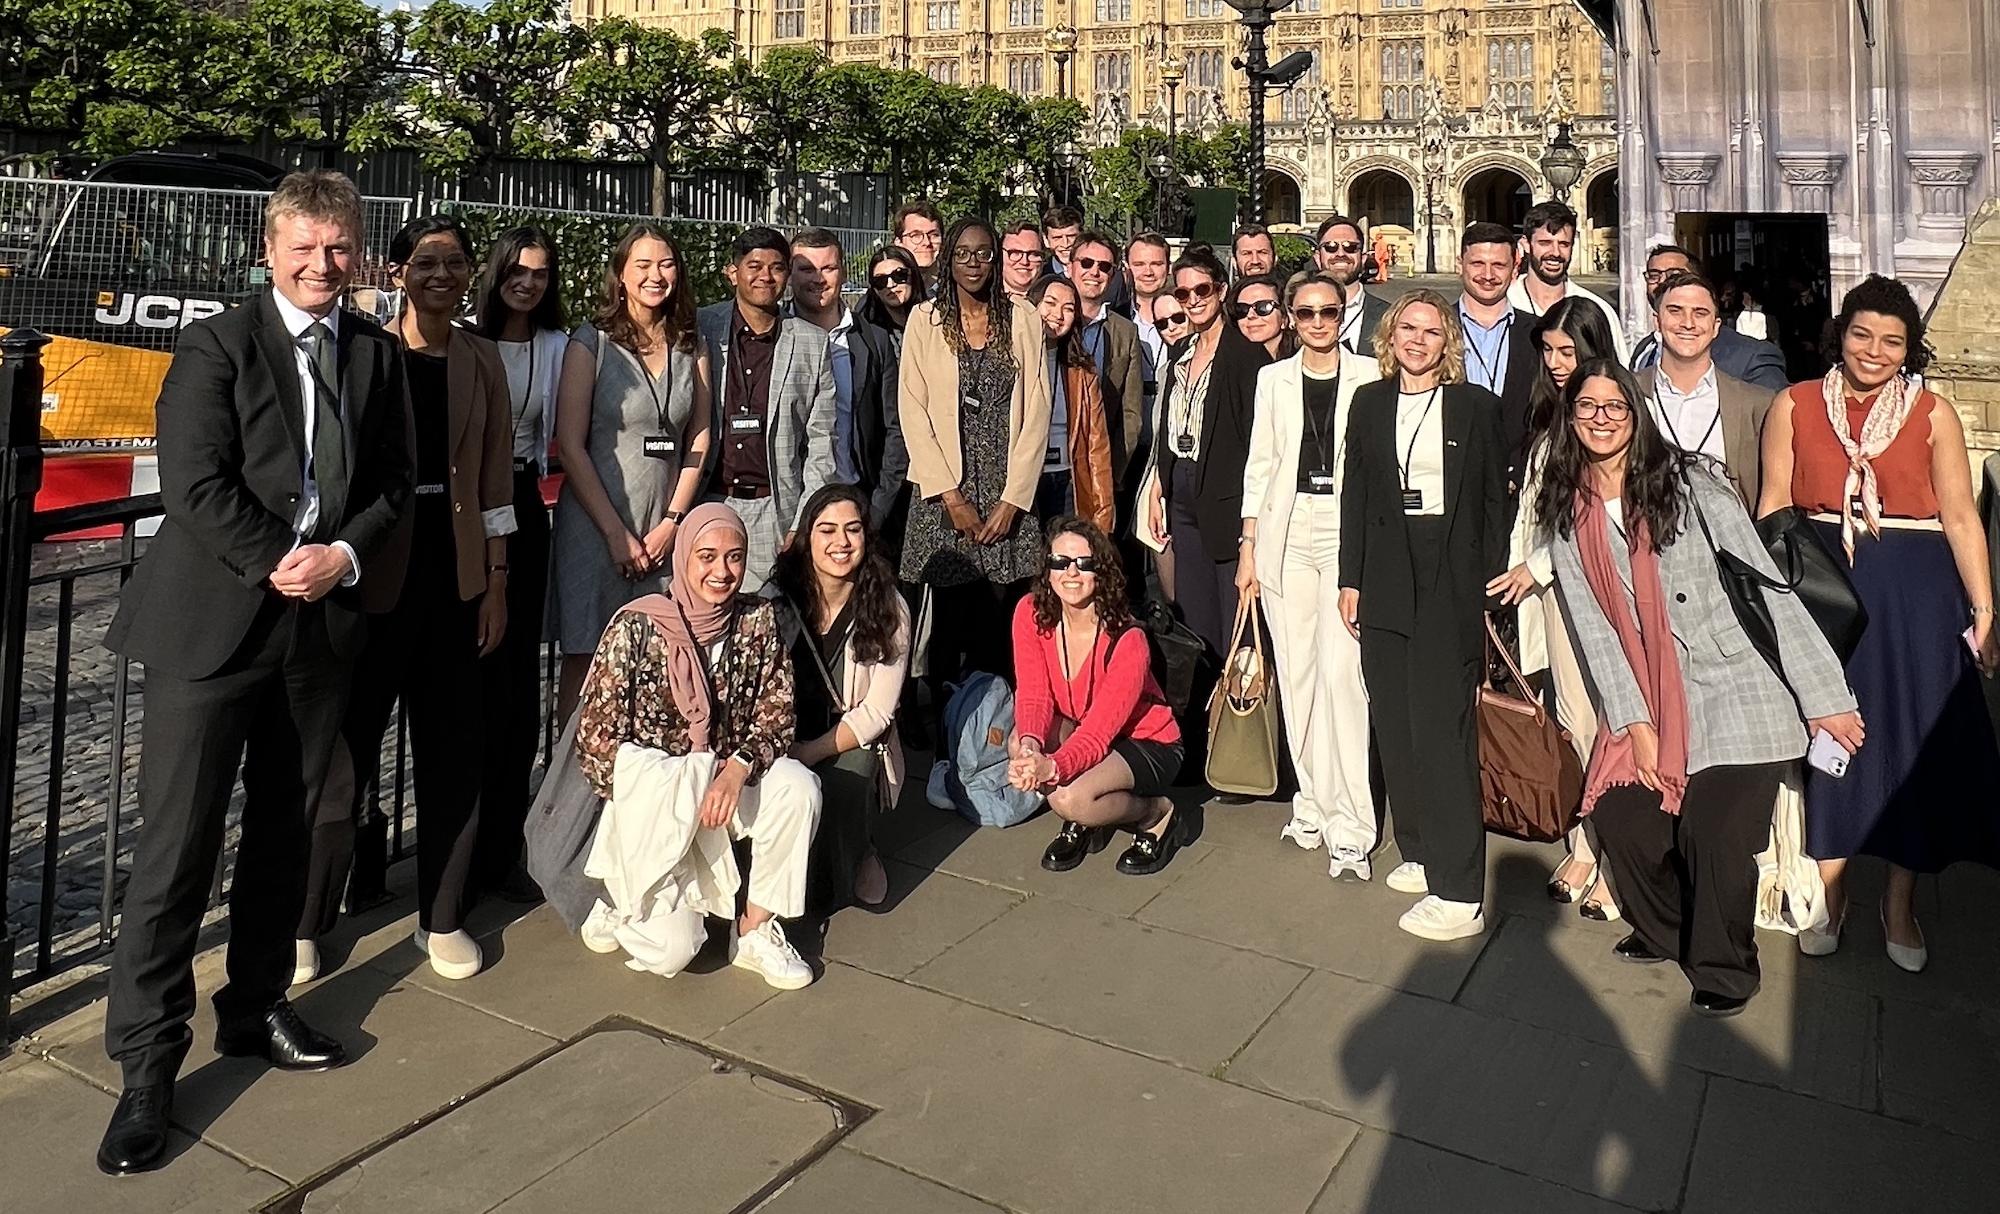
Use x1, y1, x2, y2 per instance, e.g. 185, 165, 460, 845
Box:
699, 227, 837, 594
1636, 269, 1773, 507
788, 227, 906, 539
95, 170, 411, 1174
1313, 214, 1390, 354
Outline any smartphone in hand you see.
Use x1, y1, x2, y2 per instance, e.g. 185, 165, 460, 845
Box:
1807, 729, 1851, 778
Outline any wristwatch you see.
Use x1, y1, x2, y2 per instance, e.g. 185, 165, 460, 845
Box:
666, 508, 687, 524
728, 748, 755, 770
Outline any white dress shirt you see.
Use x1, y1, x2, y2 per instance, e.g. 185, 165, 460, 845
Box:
1651, 362, 1726, 460
270, 291, 360, 585
1338, 291, 1368, 354
497, 337, 548, 463
1507, 277, 1629, 362
1394, 388, 1446, 517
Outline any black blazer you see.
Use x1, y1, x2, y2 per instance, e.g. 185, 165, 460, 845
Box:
1337, 379, 1510, 649
1158, 325, 1274, 557
1354, 290, 1391, 351
843, 311, 907, 528
107, 293, 411, 679
1487, 307, 1543, 478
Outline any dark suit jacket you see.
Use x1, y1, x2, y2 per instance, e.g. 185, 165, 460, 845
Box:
1084, 307, 1147, 485
1354, 289, 1391, 353
107, 292, 411, 679
841, 311, 907, 528
1158, 325, 1275, 557
1337, 380, 1510, 650
1632, 326, 1790, 393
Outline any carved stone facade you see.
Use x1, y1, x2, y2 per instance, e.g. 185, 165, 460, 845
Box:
1916, 197, 2000, 465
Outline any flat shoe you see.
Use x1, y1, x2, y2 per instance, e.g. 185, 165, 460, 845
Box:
1117, 806, 1200, 876
1613, 934, 1669, 964
1690, 989, 1750, 1018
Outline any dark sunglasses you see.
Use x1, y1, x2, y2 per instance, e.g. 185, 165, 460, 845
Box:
1155, 310, 1190, 328
1290, 304, 1343, 324
1229, 299, 1281, 320
1071, 255, 1115, 273
869, 268, 912, 289
1172, 281, 1220, 303
1046, 554, 1103, 573
1319, 240, 1364, 255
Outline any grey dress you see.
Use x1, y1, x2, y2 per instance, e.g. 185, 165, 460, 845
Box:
552, 323, 697, 653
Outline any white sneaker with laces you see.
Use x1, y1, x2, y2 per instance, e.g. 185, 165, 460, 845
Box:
292, 938, 320, 986
1279, 818, 1324, 851
1328, 848, 1372, 881
415, 928, 483, 980
580, 903, 623, 954
1398, 895, 1485, 942
1385, 862, 1428, 894
730, 918, 814, 990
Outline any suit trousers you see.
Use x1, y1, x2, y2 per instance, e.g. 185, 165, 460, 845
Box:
1263, 493, 1376, 854
1590, 761, 1785, 999
705, 491, 781, 596
476, 466, 550, 888
1167, 460, 1237, 658
300, 559, 483, 939
1358, 517, 1487, 905
106, 597, 345, 1088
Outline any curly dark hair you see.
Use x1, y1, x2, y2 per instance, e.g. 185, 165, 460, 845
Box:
1030, 516, 1135, 637
1823, 274, 1933, 378
1527, 297, 1622, 440
1533, 358, 1693, 548
771, 484, 906, 667
592, 223, 699, 357
934, 217, 1015, 369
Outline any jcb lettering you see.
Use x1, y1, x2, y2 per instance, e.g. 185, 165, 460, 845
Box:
92, 293, 229, 329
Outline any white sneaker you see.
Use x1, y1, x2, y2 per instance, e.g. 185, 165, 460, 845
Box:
1328, 847, 1373, 881
292, 938, 320, 986
1385, 862, 1428, 894
729, 918, 814, 990
1398, 895, 1486, 942
1279, 818, 1324, 851
580, 904, 623, 954
415, 928, 484, 980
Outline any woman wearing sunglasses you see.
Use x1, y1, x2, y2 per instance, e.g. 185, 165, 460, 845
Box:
1009, 518, 1190, 875
860, 244, 924, 355
1238, 273, 1382, 878
1229, 275, 1292, 361
1337, 289, 1510, 941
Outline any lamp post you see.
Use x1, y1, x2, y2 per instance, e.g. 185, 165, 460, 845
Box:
1539, 119, 1585, 205
1159, 56, 1184, 234
1059, 137, 1087, 208
1046, 24, 1078, 100
1420, 106, 1446, 275
1223, 2, 1311, 226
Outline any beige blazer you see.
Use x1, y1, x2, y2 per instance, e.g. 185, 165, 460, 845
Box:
898, 299, 1052, 512
1636, 365, 1771, 508
364, 324, 514, 609
1241, 351, 1381, 591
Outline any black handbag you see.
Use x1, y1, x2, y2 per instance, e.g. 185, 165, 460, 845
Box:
1753, 506, 1868, 662
1136, 596, 1205, 716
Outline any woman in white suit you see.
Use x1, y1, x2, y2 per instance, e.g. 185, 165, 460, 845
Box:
1236, 273, 1383, 879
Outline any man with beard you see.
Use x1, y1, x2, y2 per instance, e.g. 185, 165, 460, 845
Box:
1001, 221, 1049, 303
1231, 223, 1277, 280
1507, 200, 1627, 360
1312, 214, 1389, 354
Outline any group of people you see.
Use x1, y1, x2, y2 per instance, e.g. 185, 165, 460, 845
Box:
91, 169, 1998, 1176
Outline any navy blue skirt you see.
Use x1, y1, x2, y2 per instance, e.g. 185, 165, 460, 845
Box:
1804, 521, 2000, 871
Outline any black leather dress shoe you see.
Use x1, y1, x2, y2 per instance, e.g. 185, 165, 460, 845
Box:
1690, 989, 1751, 1018
1041, 820, 1109, 873
215, 1001, 347, 1071
1613, 934, 1669, 964
96, 1082, 172, 1175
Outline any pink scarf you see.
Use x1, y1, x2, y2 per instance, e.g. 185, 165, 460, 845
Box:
1821, 367, 1917, 564
628, 502, 747, 752
1574, 489, 1692, 815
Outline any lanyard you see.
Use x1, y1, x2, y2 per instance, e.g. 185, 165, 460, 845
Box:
510, 336, 538, 424
1057, 615, 1099, 714
1300, 368, 1341, 473
1463, 312, 1511, 390
1397, 386, 1442, 491
1654, 385, 1720, 456
1174, 335, 1218, 445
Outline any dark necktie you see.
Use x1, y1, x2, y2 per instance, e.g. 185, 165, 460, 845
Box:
305, 322, 345, 534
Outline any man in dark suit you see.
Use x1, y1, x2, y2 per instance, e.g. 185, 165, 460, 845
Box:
96, 171, 411, 1175
1631, 244, 1790, 391
1454, 221, 1542, 481
788, 228, 906, 538
1638, 268, 1773, 507
1313, 214, 1390, 354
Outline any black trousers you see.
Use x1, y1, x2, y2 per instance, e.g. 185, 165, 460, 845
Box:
1166, 460, 1236, 658
106, 597, 345, 1088
300, 559, 483, 938
921, 577, 1026, 738
1592, 761, 1784, 1000
1358, 518, 1486, 905
475, 467, 549, 888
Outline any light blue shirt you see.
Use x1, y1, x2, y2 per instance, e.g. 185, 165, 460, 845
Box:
1078, 305, 1111, 377
824, 307, 857, 483
1457, 298, 1513, 396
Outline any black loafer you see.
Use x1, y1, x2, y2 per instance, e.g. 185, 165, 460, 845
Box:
1613, 934, 1669, 964
1041, 820, 1110, 872
1116, 805, 1201, 876
1690, 989, 1751, 1018
96, 1082, 173, 1175
215, 1001, 347, 1071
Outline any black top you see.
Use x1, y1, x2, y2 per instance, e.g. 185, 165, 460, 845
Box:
405, 350, 451, 493
1158, 323, 1275, 555
790, 600, 854, 740
1297, 370, 1340, 493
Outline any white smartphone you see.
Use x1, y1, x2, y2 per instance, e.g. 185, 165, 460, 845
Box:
1807, 729, 1851, 779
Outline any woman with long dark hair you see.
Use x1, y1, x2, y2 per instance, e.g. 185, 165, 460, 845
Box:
860, 244, 924, 353
772, 484, 911, 914
551, 223, 712, 722
468, 225, 567, 901
1539, 360, 1860, 1016
1488, 297, 1622, 919
1028, 273, 1115, 531
1009, 518, 1189, 875
298, 215, 514, 982
898, 217, 1052, 738
1228, 273, 1291, 361
1760, 275, 2000, 972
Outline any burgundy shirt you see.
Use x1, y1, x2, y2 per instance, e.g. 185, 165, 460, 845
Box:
717, 306, 779, 494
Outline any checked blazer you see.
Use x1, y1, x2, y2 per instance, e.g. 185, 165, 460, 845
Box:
697, 301, 839, 531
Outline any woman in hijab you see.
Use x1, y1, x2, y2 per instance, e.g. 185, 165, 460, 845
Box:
572, 502, 822, 990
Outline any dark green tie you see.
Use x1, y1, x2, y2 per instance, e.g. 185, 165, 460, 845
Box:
305, 322, 346, 535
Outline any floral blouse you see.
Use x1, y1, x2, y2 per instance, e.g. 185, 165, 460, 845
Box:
574, 598, 795, 798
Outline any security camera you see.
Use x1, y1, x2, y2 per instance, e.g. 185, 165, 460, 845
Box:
1260, 50, 1315, 90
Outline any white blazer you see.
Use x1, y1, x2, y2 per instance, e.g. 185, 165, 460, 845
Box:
1240, 350, 1382, 591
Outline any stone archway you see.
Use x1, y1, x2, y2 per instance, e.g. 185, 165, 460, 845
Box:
1347, 168, 1416, 229
1262, 168, 1304, 226
1461, 164, 1534, 230
1583, 166, 1620, 273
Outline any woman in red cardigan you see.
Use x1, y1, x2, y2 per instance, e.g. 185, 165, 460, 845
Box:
1007, 517, 1191, 875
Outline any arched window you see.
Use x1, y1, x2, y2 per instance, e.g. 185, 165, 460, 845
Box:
1381, 46, 1392, 81
1381, 90, 1394, 119
1413, 46, 1423, 78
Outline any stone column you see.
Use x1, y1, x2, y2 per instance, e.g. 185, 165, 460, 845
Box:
1776, 153, 1847, 212
1656, 154, 1721, 213
1908, 153, 1985, 238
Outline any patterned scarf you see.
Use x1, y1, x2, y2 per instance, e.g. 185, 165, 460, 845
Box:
1821, 366, 1916, 564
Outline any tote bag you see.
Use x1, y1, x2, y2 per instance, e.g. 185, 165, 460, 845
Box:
1476, 617, 1584, 843
1204, 594, 1281, 797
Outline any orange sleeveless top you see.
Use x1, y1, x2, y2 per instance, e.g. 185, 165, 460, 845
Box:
1787, 381, 1940, 520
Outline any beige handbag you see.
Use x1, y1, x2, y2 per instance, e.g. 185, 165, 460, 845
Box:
1204, 593, 1281, 797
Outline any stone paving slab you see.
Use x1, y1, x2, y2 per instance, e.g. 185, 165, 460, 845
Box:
907, 894, 1309, 1072
1309, 1129, 1639, 1214
818, 860, 1025, 980
755, 1147, 1006, 1213
0, 1059, 285, 1214
1225, 969, 1702, 1211
890, 807, 1217, 917
1877, 992, 2000, 1145
712, 962, 1358, 1214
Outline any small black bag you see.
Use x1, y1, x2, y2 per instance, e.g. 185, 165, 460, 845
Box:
1753, 506, 1868, 662
1136, 597, 1205, 716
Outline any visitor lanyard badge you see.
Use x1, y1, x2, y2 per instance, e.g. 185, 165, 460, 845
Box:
1176, 434, 1195, 454
642, 434, 678, 460
1306, 470, 1335, 494
729, 410, 762, 436
1402, 488, 1425, 513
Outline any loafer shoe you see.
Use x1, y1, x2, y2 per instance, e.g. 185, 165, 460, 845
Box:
1690, 989, 1751, 1018
1613, 934, 1669, 964
1041, 820, 1109, 872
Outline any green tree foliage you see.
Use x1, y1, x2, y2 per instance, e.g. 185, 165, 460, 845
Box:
395, 0, 594, 174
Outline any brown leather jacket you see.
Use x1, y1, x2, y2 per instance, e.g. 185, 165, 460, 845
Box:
1061, 359, 1116, 533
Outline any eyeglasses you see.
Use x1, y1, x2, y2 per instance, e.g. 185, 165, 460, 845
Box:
1072, 255, 1114, 273
405, 256, 471, 275
1003, 248, 1046, 262
1319, 240, 1364, 255
1155, 311, 1190, 328
1172, 281, 1220, 304
952, 248, 996, 265
1290, 304, 1343, 324
1046, 554, 1102, 573
901, 230, 941, 244
1229, 299, 1281, 320
1573, 400, 1633, 421
870, 268, 912, 289
1642, 267, 1677, 282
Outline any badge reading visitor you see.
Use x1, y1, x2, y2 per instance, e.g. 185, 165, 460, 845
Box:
1307, 470, 1335, 494
1402, 488, 1425, 513
642, 434, 678, 460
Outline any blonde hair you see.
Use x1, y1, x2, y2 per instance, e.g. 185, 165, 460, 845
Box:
1373, 288, 1466, 385
264, 170, 365, 245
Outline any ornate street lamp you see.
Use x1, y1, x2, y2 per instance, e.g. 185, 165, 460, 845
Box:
1539, 120, 1586, 205
1046, 24, 1078, 100
1158, 56, 1185, 235
1420, 103, 1447, 275
1222, 0, 1312, 225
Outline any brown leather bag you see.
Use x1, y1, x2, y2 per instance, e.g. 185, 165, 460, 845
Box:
1476, 617, 1584, 843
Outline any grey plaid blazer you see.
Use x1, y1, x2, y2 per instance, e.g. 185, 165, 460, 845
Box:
698, 302, 838, 531
1549, 462, 1857, 774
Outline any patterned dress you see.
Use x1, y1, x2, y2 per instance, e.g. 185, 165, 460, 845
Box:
899, 344, 1045, 587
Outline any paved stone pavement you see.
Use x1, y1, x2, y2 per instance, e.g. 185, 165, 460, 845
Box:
4, 778, 1997, 1213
